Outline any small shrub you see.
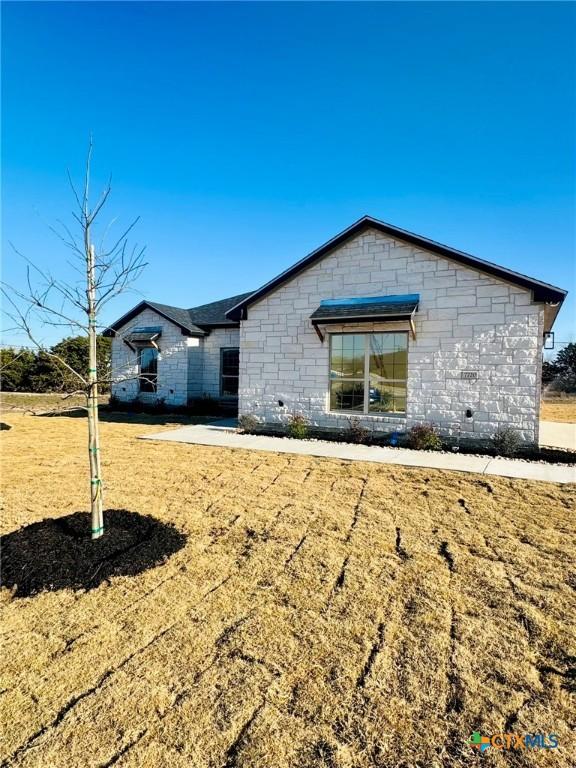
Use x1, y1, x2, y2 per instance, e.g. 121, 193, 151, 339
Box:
108, 395, 153, 413
491, 427, 522, 456
108, 393, 135, 410
407, 423, 442, 451
154, 397, 167, 412
107, 395, 186, 415
187, 395, 223, 416
108, 393, 122, 410
238, 414, 259, 433
345, 417, 371, 444
287, 413, 309, 439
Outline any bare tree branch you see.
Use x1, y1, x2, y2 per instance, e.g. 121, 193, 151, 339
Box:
0, 348, 32, 371
1, 292, 88, 385
83, 135, 93, 219
66, 168, 84, 214
87, 175, 112, 225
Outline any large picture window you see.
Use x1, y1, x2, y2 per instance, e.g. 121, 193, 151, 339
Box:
329, 332, 408, 414
138, 347, 158, 392
220, 347, 239, 397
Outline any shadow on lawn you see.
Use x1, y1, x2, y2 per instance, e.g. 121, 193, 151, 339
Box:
34, 407, 219, 427
0, 509, 187, 598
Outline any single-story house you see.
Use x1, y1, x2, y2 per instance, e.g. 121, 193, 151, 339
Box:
105, 216, 567, 444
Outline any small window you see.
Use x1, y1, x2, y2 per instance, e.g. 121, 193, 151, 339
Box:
220, 348, 239, 397
139, 347, 158, 392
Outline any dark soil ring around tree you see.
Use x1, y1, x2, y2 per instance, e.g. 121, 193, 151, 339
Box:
0, 509, 187, 598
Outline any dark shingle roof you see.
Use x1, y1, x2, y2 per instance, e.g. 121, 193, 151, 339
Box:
146, 302, 206, 335
187, 292, 254, 327
104, 292, 254, 337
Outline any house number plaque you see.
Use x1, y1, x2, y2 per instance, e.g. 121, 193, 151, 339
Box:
461, 371, 478, 381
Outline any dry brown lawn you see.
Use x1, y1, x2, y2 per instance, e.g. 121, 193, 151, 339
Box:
1, 412, 575, 767
1, 392, 111, 413
541, 397, 576, 424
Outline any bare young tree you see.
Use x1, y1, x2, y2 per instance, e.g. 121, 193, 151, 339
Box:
2, 141, 146, 539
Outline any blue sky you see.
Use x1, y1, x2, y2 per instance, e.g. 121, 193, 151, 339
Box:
2, 1, 575, 347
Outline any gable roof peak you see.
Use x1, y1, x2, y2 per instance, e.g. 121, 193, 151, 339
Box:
225, 215, 567, 321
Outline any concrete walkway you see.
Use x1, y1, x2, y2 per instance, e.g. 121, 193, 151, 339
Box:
540, 420, 576, 451
141, 421, 575, 485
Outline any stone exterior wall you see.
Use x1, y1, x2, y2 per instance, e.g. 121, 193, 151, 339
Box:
110, 308, 190, 406
111, 310, 240, 406
201, 328, 240, 399
238, 228, 544, 443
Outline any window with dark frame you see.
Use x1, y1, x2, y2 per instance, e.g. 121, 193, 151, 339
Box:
220, 347, 239, 397
329, 332, 408, 414
138, 346, 158, 392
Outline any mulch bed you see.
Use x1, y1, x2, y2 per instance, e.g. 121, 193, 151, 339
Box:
244, 428, 576, 465
0, 509, 187, 598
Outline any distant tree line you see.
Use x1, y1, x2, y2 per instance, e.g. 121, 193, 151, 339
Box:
1, 336, 111, 393
542, 342, 576, 392
2, 336, 574, 395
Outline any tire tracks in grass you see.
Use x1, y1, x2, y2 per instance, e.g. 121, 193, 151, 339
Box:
279, 487, 410, 751
86, 499, 320, 768
222, 700, 267, 768
4, 565, 237, 766
323, 477, 368, 612
388, 483, 466, 731
182, 474, 371, 759
97, 728, 148, 768
4, 623, 177, 767
353, 520, 415, 692
5, 466, 322, 766
3, 459, 273, 672
356, 622, 386, 689
344, 477, 368, 544
42, 500, 247, 660
326, 549, 417, 759
124, 513, 326, 765
14, 456, 292, 660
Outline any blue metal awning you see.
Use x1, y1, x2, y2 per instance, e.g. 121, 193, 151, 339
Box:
124, 326, 162, 350
310, 294, 419, 341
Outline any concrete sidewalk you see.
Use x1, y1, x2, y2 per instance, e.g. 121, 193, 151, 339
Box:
540, 420, 576, 451
141, 422, 575, 485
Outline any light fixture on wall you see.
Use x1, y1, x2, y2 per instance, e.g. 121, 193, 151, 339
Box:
543, 332, 555, 350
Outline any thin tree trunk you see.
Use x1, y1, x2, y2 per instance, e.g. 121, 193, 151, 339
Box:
3, 142, 146, 543
87, 243, 104, 539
